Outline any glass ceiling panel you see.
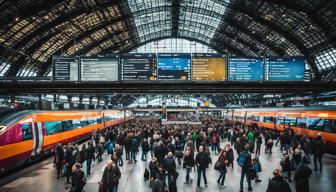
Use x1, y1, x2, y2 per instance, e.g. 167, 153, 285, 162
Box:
315, 48, 336, 71
179, 0, 230, 43
128, 0, 172, 42
130, 38, 217, 53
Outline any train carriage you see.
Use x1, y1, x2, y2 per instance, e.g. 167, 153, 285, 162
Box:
0, 110, 131, 175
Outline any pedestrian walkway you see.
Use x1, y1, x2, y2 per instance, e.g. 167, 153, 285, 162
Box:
1, 140, 336, 192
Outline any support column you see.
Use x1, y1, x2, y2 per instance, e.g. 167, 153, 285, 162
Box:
38, 94, 42, 109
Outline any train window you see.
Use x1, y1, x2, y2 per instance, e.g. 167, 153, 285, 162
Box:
277, 116, 285, 125
306, 118, 324, 131
72, 119, 81, 129
252, 116, 260, 122
22, 123, 32, 140
97, 117, 102, 124
246, 115, 253, 121
80, 118, 89, 126
323, 119, 335, 133
264, 116, 275, 123
296, 118, 306, 128
62, 120, 73, 131
45, 121, 63, 135
285, 117, 296, 126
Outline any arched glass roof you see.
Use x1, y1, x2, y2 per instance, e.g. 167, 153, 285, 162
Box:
130, 38, 217, 53
0, 0, 335, 78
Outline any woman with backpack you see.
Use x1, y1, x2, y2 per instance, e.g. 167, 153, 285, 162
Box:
215, 149, 228, 187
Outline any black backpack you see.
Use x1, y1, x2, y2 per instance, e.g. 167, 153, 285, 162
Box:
144, 168, 150, 180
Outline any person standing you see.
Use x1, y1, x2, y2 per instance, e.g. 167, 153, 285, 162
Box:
216, 149, 227, 187
195, 145, 209, 188
101, 160, 121, 192
163, 152, 176, 189
71, 163, 86, 192
85, 141, 95, 176
65, 144, 75, 183
225, 144, 234, 168
266, 169, 292, 192
141, 138, 150, 161
54, 143, 65, 179
238, 144, 253, 192
255, 135, 262, 155
294, 157, 312, 192
183, 147, 195, 184
312, 133, 325, 172
115, 144, 123, 166
130, 136, 138, 163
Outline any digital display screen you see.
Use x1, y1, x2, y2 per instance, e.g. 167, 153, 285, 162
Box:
80, 56, 119, 81
52, 56, 79, 81
157, 53, 191, 80
120, 53, 157, 80
228, 57, 264, 81
192, 53, 227, 81
265, 57, 305, 81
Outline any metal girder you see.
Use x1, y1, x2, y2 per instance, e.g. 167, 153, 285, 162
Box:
171, 0, 181, 37
0, 0, 60, 26
0, 81, 335, 94
267, 0, 332, 38
11, 1, 121, 51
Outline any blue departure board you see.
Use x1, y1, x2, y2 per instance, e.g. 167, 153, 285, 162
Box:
265, 57, 305, 81
157, 53, 191, 80
228, 57, 264, 81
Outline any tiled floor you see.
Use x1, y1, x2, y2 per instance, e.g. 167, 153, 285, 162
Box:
1, 141, 336, 192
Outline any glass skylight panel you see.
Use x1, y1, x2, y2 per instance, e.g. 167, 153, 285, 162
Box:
128, 0, 172, 43
130, 38, 217, 53
316, 48, 336, 71
0, 62, 10, 76
179, 0, 229, 43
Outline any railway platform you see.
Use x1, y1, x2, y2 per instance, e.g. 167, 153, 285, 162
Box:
0, 141, 335, 192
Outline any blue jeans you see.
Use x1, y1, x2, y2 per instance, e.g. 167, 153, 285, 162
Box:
107, 186, 118, 192
86, 159, 92, 175
197, 167, 207, 186
240, 169, 251, 190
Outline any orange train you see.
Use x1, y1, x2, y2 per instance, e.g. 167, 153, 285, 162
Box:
0, 110, 131, 175
225, 107, 336, 144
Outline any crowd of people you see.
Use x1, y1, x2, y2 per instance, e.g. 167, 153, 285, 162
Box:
53, 116, 327, 192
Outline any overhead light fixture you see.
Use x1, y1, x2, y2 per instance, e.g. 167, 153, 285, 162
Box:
15, 17, 19, 21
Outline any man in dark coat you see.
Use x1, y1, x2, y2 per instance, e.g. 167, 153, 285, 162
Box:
195, 145, 209, 188
65, 144, 75, 183
54, 143, 65, 179
71, 163, 85, 192
163, 152, 176, 188
294, 157, 312, 192
239, 144, 252, 192
101, 160, 121, 192
85, 142, 95, 176
312, 134, 325, 172
266, 169, 292, 192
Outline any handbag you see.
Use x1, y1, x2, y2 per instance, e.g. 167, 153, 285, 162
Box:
214, 160, 224, 171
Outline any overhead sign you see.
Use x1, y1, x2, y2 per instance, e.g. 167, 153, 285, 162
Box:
120, 53, 157, 80
192, 53, 226, 80
52, 56, 79, 81
157, 53, 191, 80
80, 56, 119, 81
228, 57, 264, 81
265, 57, 305, 81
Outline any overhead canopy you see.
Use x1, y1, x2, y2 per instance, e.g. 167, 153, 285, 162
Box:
0, 0, 335, 78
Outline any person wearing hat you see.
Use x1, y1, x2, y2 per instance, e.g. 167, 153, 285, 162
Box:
266, 169, 292, 192
294, 156, 312, 192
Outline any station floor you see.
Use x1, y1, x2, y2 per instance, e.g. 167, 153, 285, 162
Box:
1, 141, 336, 192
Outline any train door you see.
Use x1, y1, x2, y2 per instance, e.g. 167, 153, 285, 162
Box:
31, 122, 44, 155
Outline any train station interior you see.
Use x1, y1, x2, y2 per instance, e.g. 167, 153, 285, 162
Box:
0, 0, 336, 192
